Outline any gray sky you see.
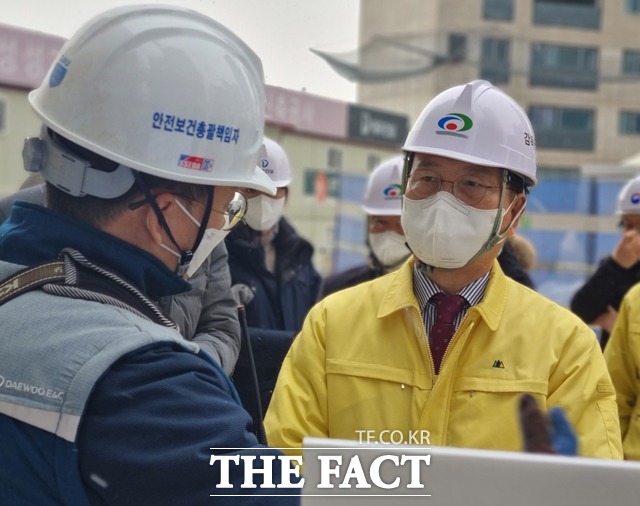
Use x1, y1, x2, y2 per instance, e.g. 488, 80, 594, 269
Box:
0, 0, 359, 102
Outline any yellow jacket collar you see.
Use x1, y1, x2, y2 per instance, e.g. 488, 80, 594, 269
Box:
378, 257, 509, 331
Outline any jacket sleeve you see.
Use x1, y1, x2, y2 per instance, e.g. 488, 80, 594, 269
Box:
191, 243, 242, 374
264, 303, 328, 455
78, 344, 300, 505
570, 256, 636, 323
159, 243, 242, 375
604, 290, 639, 454
547, 323, 623, 459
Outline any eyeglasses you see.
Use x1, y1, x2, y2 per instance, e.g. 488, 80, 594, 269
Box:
128, 191, 247, 231
407, 171, 502, 206
205, 191, 247, 231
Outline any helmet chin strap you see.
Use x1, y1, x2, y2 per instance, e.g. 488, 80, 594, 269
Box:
418, 169, 524, 274
133, 172, 213, 276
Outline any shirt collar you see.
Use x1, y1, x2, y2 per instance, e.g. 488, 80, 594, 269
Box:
413, 262, 490, 310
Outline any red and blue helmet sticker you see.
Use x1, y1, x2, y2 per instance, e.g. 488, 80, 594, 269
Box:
436, 113, 473, 137
631, 193, 640, 205
383, 184, 402, 199
178, 155, 214, 172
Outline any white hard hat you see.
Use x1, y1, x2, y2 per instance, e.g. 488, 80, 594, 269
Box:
362, 155, 404, 215
403, 80, 537, 186
26, 4, 275, 196
616, 175, 640, 215
258, 137, 293, 187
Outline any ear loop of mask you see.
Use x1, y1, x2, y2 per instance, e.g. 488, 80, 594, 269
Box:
133, 172, 213, 276
485, 170, 525, 249
461, 169, 524, 268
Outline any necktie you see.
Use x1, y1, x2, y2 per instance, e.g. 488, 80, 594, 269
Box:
429, 292, 467, 374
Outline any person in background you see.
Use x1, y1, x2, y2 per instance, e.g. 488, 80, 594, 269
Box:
228, 136, 322, 431
265, 79, 622, 459
319, 154, 410, 299
0, 185, 241, 375
508, 233, 537, 273
571, 174, 640, 349
497, 233, 537, 289
0, 5, 300, 503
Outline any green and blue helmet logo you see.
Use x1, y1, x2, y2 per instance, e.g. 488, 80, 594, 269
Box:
436, 113, 473, 137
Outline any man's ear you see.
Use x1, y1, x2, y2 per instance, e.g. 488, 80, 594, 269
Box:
145, 193, 177, 245
506, 194, 527, 238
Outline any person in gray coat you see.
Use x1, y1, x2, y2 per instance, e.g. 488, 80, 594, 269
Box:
0, 183, 241, 374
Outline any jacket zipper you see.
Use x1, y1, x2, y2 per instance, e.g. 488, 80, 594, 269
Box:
440, 318, 475, 374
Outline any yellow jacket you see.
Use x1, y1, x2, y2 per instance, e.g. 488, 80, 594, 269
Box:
265, 258, 622, 459
604, 283, 640, 460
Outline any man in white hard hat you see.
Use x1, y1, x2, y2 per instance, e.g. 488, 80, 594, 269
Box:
265, 80, 622, 459
571, 174, 640, 349
227, 136, 322, 433
0, 5, 300, 504
318, 155, 411, 298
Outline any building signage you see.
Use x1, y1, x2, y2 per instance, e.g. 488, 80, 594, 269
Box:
348, 104, 408, 145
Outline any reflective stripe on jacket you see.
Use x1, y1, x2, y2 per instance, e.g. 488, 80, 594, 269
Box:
265, 257, 622, 459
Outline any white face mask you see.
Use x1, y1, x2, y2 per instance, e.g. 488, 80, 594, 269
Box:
174, 199, 229, 278
185, 227, 228, 278
401, 192, 511, 269
368, 231, 410, 269
244, 194, 285, 231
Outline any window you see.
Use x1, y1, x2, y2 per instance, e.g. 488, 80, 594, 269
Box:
622, 50, 640, 75
448, 34, 467, 62
626, 0, 640, 13
303, 169, 339, 198
327, 148, 342, 170
620, 112, 640, 134
480, 38, 510, 84
367, 154, 381, 172
483, 0, 514, 21
530, 43, 598, 89
537, 166, 580, 179
533, 0, 600, 29
529, 106, 594, 150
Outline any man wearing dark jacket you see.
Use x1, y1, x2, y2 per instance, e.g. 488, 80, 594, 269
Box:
571, 174, 640, 349
0, 6, 300, 504
0, 185, 242, 374
228, 137, 322, 430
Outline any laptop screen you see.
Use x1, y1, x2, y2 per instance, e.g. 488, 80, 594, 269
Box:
301, 436, 640, 505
